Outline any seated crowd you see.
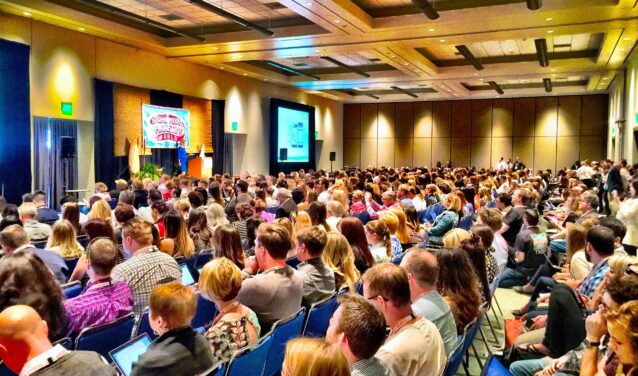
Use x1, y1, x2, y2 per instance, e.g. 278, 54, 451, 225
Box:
0, 158, 636, 375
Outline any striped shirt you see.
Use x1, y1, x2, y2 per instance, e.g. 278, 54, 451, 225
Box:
351, 357, 396, 376
64, 278, 133, 337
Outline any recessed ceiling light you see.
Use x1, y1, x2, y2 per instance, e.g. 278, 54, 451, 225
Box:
602, 77, 608, 80
78, 27, 85, 31
220, 67, 225, 70
552, 74, 556, 77
495, 95, 500, 98
22, 11, 31, 16
545, 17, 553, 21
243, 73, 248, 76
624, 37, 631, 41
391, 55, 397, 58
404, 63, 409, 66
479, 78, 484, 81
429, 28, 435, 32
440, 39, 446, 42
619, 48, 625, 52
547, 30, 554, 33
334, 19, 341, 23
550, 69, 556, 72
264, 78, 269, 81
306, 2, 312, 5
213, 47, 219, 50
508, 49, 514, 53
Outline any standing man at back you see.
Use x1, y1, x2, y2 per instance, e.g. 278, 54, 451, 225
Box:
111, 218, 181, 315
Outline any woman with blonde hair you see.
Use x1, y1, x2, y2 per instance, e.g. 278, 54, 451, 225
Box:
292, 210, 312, 234
206, 202, 228, 231
87, 199, 112, 224
423, 194, 461, 246
602, 300, 638, 376
160, 212, 195, 259
93, 182, 111, 201
46, 220, 84, 259
442, 228, 471, 249
199, 257, 260, 364
174, 198, 191, 221
275, 217, 297, 259
331, 189, 349, 212
322, 232, 360, 292
282, 338, 350, 376
390, 207, 412, 245
365, 220, 391, 264
379, 211, 402, 257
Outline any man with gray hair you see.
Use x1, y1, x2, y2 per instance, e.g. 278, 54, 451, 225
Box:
18, 203, 51, 242
0, 225, 67, 283
275, 188, 296, 219
326, 200, 345, 229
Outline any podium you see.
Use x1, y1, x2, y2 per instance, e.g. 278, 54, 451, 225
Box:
188, 157, 213, 179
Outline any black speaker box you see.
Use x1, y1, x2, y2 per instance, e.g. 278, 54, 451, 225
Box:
329, 152, 336, 162
279, 148, 288, 161
61, 136, 76, 159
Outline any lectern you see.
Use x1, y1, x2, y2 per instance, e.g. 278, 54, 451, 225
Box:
188, 157, 213, 179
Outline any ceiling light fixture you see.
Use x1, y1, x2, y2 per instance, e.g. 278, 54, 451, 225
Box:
456, 45, 484, 71
391, 86, 418, 98
488, 81, 504, 94
265, 61, 320, 80
440, 39, 446, 42
243, 73, 248, 76
320, 56, 371, 78
547, 30, 554, 34
624, 37, 631, 41
411, 0, 440, 20
334, 19, 341, 23
78, 27, 85, 31
429, 28, 435, 31
526, 0, 542, 10
183, 0, 274, 36
543, 78, 552, 92
545, 17, 552, 21
534, 38, 549, 67
22, 11, 31, 16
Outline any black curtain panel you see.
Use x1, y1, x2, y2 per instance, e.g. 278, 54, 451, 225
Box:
0, 39, 32, 204
212, 100, 225, 175
33, 117, 78, 209
149, 90, 183, 174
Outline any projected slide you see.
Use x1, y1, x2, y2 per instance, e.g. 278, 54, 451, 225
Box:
278, 107, 310, 163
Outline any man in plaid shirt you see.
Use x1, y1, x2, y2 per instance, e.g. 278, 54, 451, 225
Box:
112, 218, 181, 316
64, 238, 133, 337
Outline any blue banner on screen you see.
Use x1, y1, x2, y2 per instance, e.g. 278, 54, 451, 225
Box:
142, 104, 190, 148
278, 107, 310, 163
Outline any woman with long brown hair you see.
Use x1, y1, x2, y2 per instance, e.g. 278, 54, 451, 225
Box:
213, 224, 246, 269
322, 231, 360, 292
339, 217, 373, 273
188, 207, 215, 253
161, 212, 195, 259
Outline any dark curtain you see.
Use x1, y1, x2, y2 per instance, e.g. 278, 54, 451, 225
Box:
149, 90, 183, 174
33, 118, 78, 209
212, 100, 225, 175
94, 79, 129, 187
0, 39, 32, 204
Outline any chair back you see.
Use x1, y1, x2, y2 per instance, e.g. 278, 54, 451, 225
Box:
202, 363, 226, 376
191, 293, 218, 329
480, 355, 512, 376
458, 215, 474, 231
196, 251, 213, 267
76, 235, 89, 248
32, 240, 47, 249
354, 280, 363, 295
135, 307, 157, 340
432, 203, 446, 216
226, 333, 273, 376
0, 362, 13, 376
64, 258, 80, 279
53, 337, 73, 349
108, 200, 118, 210
62, 281, 83, 299
348, 211, 372, 225
442, 331, 467, 376
302, 294, 338, 338
74, 312, 136, 358
266, 206, 278, 214
263, 307, 306, 376
285, 257, 300, 269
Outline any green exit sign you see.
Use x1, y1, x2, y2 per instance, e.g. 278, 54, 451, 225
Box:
61, 102, 73, 116
231, 121, 238, 131
315, 131, 319, 139
635, 113, 638, 124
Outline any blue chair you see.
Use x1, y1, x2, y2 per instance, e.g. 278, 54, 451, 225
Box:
191, 293, 218, 329
53, 336, 73, 349
226, 333, 273, 376
442, 329, 468, 376
354, 280, 363, 295
348, 211, 372, 225
461, 316, 485, 373
135, 307, 157, 340
263, 307, 306, 376
76, 235, 89, 248
32, 240, 47, 249
74, 312, 136, 358
480, 355, 512, 376
203, 363, 226, 376
196, 251, 213, 267
108, 200, 118, 210
64, 258, 80, 279
266, 206, 279, 215
458, 215, 474, 231
285, 257, 300, 269
0, 362, 14, 376
303, 294, 338, 338
62, 281, 83, 299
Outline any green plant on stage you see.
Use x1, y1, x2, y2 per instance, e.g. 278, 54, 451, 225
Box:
138, 163, 163, 180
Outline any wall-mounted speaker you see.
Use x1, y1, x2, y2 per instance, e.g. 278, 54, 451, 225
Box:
329, 152, 336, 162
279, 148, 288, 161
61, 136, 76, 159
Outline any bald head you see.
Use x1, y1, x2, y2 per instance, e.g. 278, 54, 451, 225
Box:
400, 249, 439, 288
0, 305, 51, 373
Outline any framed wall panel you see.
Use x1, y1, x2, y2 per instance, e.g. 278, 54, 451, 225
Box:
360, 138, 378, 167
580, 136, 604, 161
513, 97, 536, 137
513, 137, 534, 168
472, 99, 493, 138
395, 138, 413, 167
557, 96, 581, 136
413, 138, 432, 167
343, 104, 361, 139
451, 100, 471, 136
557, 136, 580, 171
414, 102, 433, 138
471, 137, 491, 168
361, 103, 378, 138
378, 103, 396, 138
534, 137, 557, 172
581, 95, 607, 136
343, 138, 360, 167
492, 98, 514, 137
451, 138, 471, 166
491, 137, 513, 167
535, 97, 558, 137
378, 138, 395, 167
432, 101, 451, 138
395, 102, 414, 138
431, 138, 450, 166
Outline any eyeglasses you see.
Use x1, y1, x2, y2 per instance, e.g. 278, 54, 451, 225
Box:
626, 264, 638, 277
366, 294, 389, 302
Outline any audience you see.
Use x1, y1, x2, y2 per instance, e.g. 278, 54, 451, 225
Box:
365, 220, 391, 264
339, 217, 373, 273
322, 231, 360, 292
160, 211, 195, 258
46, 219, 84, 259
130, 282, 214, 376
32, 191, 59, 224
18, 202, 51, 241
295, 226, 335, 306
282, 338, 350, 376
213, 224, 246, 269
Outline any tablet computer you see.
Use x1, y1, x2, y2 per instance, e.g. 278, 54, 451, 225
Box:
182, 264, 196, 286
109, 333, 152, 376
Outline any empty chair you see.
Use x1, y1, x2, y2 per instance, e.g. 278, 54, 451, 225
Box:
191, 292, 218, 329
302, 294, 337, 338
226, 333, 273, 376
74, 312, 136, 358
62, 281, 83, 299
135, 307, 157, 340
263, 307, 306, 376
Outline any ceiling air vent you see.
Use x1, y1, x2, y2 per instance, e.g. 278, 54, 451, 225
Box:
159, 14, 184, 21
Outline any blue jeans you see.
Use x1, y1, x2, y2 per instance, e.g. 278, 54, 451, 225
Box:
499, 267, 529, 288
510, 358, 572, 376
550, 239, 566, 253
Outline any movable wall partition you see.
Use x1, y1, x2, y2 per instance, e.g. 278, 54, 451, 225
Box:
343, 94, 608, 172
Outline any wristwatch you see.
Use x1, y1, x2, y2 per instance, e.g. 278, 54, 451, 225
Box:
584, 339, 600, 348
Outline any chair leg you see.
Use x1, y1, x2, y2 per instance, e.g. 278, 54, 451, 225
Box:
490, 303, 502, 329
479, 327, 493, 356
462, 360, 471, 376
493, 295, 504, 316
471, 343, 484, 370
484, 313, 499, 343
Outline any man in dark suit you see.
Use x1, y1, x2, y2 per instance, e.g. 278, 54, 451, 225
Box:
0, 225, 68, 284
31, 191, 59, 224
275, 188, 296, 219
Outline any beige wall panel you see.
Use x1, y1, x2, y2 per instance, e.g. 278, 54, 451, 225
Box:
513, 137, 534, 168
414, 102, 432, 138
557, 137, 580, 171
472, 99, 493, 138
360, 138, 378, 168
534, 137, 557, 172
535, 97, 558, 137
183, 96, 213, 153
113, 84, 150, 156
492, 98, 514, 137
471, 138, 491, 168
432, 101, 452, 138
378, 138, 396, 167
557, 96, 581, 136
361, 104, 378, 138
513, 98, 536, 137
451, 100, 472, 136
451, 138, 471, 166
491, 137, 513, 168
343, 104, 361, 139
580, 136, 605, 161
431, 138, 450, 166
378, 103, 396, 138
395, 102, 414, 138
343, 139, 361, 167
414, 138, 433, 167
395, 138, 414, 167
581, 95, 607, 136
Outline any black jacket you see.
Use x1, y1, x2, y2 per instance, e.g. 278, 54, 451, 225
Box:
275, 198, 297, 219
133, 189, 149, 209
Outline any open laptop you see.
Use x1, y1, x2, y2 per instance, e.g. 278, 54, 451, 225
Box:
109, 333, 152, 376
181, 264, 196, 286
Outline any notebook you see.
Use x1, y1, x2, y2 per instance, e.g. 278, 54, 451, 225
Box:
109, 334, 152, 376
182, 264, 196, 286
